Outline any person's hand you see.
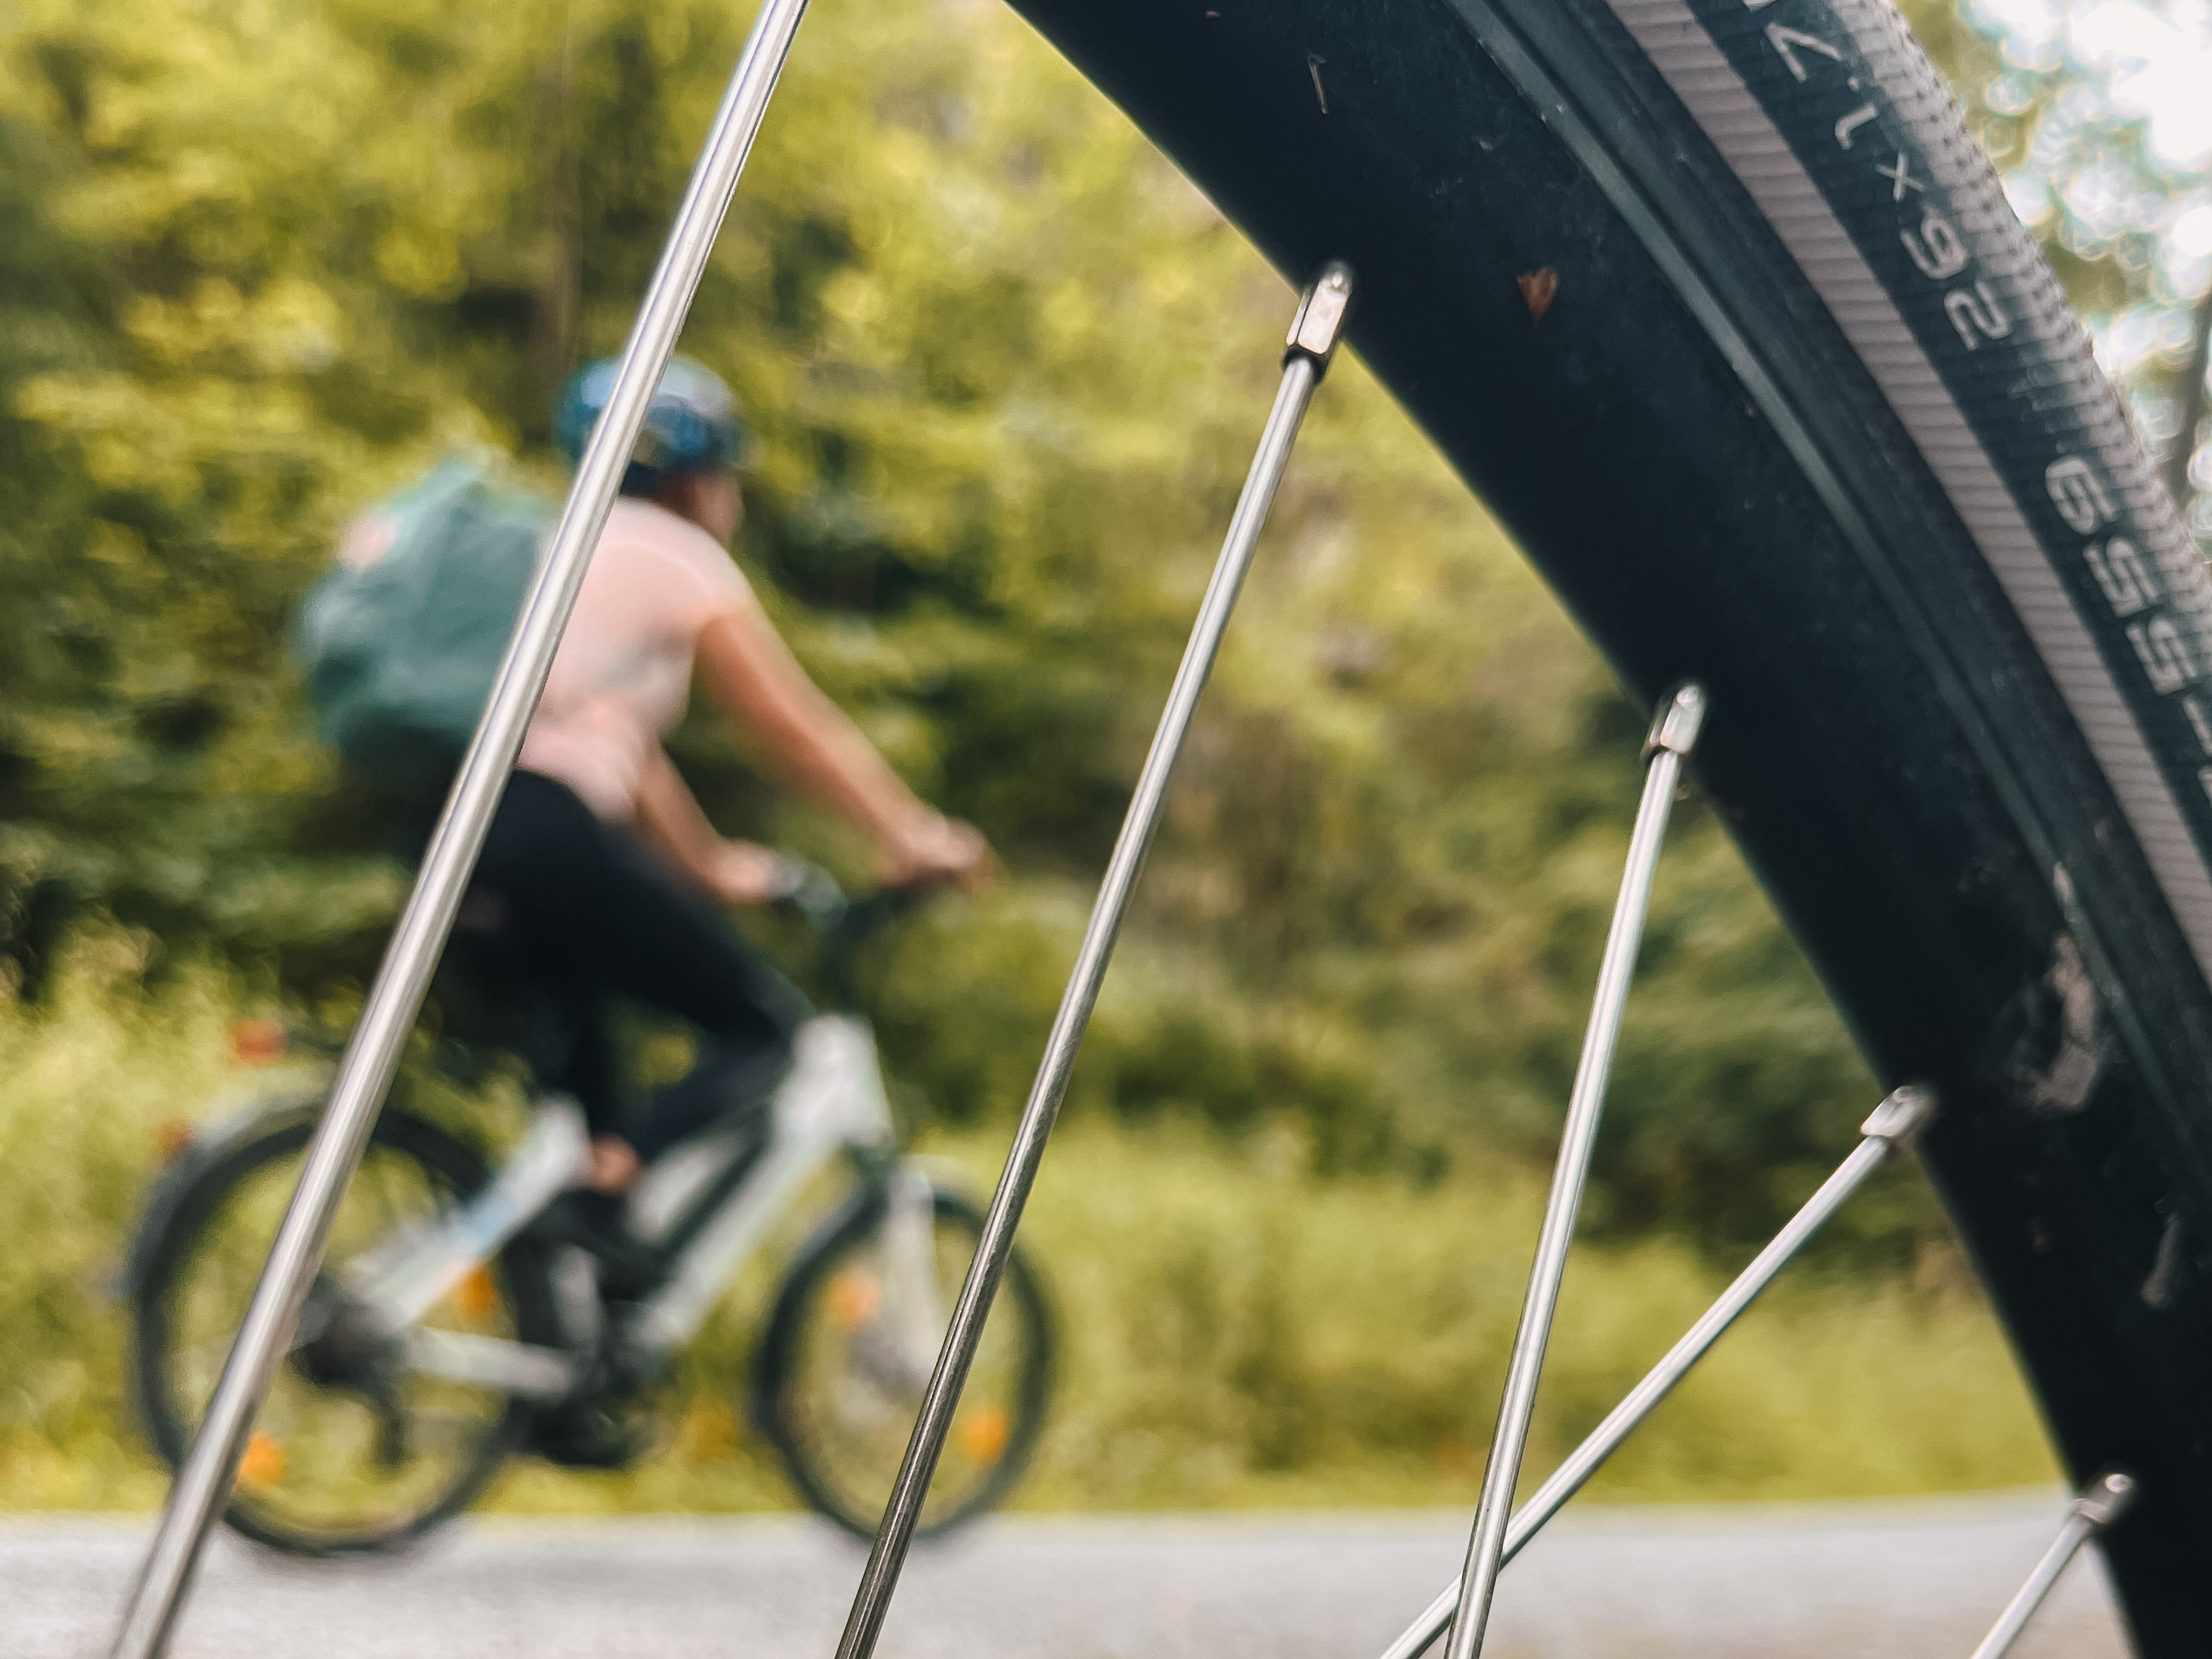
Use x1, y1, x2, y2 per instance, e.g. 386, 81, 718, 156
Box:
880, 812, 994, 892
586, 1135, 642, 1195
704, 838, 792, 905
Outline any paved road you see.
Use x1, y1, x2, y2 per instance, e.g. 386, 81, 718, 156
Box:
7, 1494, 2125, 1659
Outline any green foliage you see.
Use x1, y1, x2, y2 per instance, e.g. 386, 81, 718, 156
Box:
996, 1122, 2050, 1509
0, 0, 1916, 1263
1906, 0, 2212, 522
0, 956, 2050, 1512
0, 933, 232, 1508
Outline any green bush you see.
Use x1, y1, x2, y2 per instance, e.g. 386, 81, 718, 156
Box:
0, 947, 2051, 1516
1, 0, 1914, 1265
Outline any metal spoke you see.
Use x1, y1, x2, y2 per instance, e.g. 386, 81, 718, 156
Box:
105, 3, 813, 1652
1441, 682, 1705, 1659
1968, 1470, 2136, 1659
831, 263, 1356, 1659
1377, 1084, 1936, 1659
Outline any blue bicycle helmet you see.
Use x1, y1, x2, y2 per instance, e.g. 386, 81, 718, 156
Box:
554, 355, 748, 496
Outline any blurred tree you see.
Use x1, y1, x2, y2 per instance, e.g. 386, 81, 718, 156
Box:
0, 0, 1903, 1258
1916, 0, 2212, 527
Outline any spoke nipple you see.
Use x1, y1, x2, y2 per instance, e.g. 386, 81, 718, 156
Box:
1641, 680, 1708, 761
1286, 260, 1357, 370
2073, 1467, 2137, 1530
1861, 1083, 1938, 1149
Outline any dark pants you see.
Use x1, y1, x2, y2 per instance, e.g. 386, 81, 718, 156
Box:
454, 770, 808, 1162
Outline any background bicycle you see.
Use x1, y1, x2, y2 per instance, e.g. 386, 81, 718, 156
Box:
123, 869, 1053, 1554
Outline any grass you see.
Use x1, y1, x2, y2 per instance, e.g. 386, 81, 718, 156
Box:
0, 936, 2055, 1519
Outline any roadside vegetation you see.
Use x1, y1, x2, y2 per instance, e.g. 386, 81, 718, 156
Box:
0, 0, 2193, 1516
0, 937, 2050, 1516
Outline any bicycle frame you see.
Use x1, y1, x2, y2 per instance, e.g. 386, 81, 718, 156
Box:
628, 1015, 898, 1356
353, 1013, 902, 1402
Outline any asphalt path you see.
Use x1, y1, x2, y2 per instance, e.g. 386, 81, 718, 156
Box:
7, 1494, 2126, 1659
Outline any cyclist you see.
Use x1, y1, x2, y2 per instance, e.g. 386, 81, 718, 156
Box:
462, 356, 989, 1222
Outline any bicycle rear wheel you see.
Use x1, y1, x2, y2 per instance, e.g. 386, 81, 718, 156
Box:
130, 1102, 556, 1556
1000, 0, 2212, 1647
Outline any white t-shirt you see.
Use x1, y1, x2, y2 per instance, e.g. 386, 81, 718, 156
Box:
516, 497, 750, 821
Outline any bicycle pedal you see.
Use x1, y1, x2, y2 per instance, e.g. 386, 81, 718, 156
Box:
526, 1400, 645, 1471
528, 1192, 665, 1297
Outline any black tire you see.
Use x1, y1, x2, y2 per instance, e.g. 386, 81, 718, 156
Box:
1001, 0, 2212, 1647
752, 1178, 1053, 1539
130, 1099, 558, 1557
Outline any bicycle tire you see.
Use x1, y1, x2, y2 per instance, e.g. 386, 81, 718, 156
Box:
998, 0, 2212, 1647
752, 1178, 1053, 1538
130, 1100, 556, 1557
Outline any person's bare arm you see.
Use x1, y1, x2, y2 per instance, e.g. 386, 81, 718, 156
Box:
696, 601, 988, 886
632, 742, 786, 903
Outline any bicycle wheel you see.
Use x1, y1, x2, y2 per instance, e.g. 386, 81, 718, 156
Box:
130, 1099, 557, 1556
753, 1175, 1053, 1538
1001, 0, 2212, 1647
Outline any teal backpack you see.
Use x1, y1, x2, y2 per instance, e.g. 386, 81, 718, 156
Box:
296, 459, 552, 792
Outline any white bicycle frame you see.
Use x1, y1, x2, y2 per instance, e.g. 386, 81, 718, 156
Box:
346, 1013, 936, 1402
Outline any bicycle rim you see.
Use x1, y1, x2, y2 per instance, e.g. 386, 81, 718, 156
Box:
995, 0, 2212, 1647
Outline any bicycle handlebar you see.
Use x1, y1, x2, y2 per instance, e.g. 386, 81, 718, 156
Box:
764, 856, 941, 1012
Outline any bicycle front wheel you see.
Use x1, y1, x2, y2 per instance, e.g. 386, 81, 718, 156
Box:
753, 1175, 1053, 1538
1004, 0, 2212, 1647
